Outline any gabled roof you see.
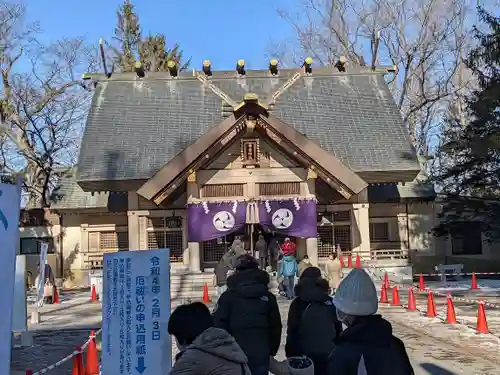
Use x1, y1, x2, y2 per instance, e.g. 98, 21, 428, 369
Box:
51, 168, 128, 211
76, 67, 420, 191
368, 170, 436, 202
137, 103, 368, 204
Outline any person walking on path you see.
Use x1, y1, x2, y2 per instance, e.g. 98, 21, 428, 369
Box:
297, 255, 312, 278
280, 254, 298, 300
268, 235, 281, 271
325, 252, 343, 294
327, 269, 414, 375
223, 237, 247, 269
213, 254, 282, 375
168, 302, 251, 375
255, 235, 268, 269
285, 267, 342, 375
281, 237, 296, 257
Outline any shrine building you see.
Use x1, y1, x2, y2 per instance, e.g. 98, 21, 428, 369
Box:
20, 59, 454, 287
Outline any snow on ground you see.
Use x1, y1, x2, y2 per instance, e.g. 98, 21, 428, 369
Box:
426, 277, 500, 294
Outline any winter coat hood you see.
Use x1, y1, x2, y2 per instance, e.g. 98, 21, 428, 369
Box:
227, 268, 270, 298
294, 277, 331, 303
188, 327, 248, 364
338, 315, 394, 346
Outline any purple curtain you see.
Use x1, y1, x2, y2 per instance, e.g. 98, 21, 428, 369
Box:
258, 199, 317, 238
187, 201, 247, 242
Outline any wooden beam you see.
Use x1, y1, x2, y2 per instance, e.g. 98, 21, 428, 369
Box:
151, 119, 247, 205
255, 127, 352, 199
259, 114, 367, 194
138, 114, 243, 201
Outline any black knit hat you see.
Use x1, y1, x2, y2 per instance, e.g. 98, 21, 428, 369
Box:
234, 254, 259, 271
300, 266, 322, 280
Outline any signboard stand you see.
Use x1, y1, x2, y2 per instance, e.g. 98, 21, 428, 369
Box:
0, 180, 22, 375
101, 248, 172, 375
31, 242, 49, 324
13, 255, 32, 347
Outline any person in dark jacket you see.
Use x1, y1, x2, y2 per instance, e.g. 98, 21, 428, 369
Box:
268, 235, 281, 271
255, 235, 268, 269
327, 269, 414, 375
286, 267, 342, 375
213, 254, 282, 375
214, 258, 230, 302
168, 302, 251, 375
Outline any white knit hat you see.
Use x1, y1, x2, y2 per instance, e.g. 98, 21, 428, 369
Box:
332, 269, 378, 316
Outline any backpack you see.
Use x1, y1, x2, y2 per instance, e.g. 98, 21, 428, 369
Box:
298, 299, 338, 357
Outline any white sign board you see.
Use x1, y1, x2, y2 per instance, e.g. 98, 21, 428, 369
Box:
12, 255, 27, 332
102, 249, 171, 375
36, 242, 48, 307
0, 182, 21, 375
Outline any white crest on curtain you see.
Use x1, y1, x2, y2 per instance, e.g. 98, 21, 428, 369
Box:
202, 201, 209, 214
293, 197, 300, 211
232, 201, 238, 214
357, 355, 367, 375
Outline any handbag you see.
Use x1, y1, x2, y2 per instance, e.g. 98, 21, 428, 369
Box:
43, 281, 53, 297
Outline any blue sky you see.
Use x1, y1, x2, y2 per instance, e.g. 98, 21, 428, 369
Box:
23, 0, 300, 71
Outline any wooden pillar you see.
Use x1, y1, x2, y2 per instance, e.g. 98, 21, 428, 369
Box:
305, 167, 318, 266
187, 171, 201, 272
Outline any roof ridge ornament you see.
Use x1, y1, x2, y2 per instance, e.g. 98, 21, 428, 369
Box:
266, 71, 302, 107
195, 73, 238, 108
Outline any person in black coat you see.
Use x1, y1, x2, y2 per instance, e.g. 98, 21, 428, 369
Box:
327, 269, 414, 375
213, 254, 282, 375
214, 258, 230, 302
285, 267, 342, 375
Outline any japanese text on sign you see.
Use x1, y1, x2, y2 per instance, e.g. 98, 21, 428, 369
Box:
102, 249, 172, 375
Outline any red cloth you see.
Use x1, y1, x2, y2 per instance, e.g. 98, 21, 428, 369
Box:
281, 241, 296, 256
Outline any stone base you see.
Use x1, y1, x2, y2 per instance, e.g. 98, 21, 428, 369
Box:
20, 331, 34, 347
30, 311, 40, 324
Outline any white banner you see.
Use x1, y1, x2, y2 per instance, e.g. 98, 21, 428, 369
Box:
12, 255, 27, 332
101, 249, 172, 375
0, 182, 21, 375
36, 242, 48, 308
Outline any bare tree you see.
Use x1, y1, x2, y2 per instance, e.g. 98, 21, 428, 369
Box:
0, 1, 98, 207
272, 0, 490, 159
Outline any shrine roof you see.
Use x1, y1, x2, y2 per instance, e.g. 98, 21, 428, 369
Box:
76, 67, 420, 191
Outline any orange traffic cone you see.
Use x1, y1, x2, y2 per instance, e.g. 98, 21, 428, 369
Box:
72, 347, 84, 375
471, 272, 479, 290
476, 301, 489, 334
202, 282, 211, 303
379, 286, 389, 303
383, 272, 389, 289
355, 255, 361, 268
53, 285, 60, 304
91, 285, 98, 302
339, 254, 344, 267
347, 255, 353, 268
426, 291, 436, 318
419, 273, 425, 291
446, 294, 457, 324
26, 371, 33, 375
407, 287, 417, 311
86, 330, 100, 375
391, 286, 401, 306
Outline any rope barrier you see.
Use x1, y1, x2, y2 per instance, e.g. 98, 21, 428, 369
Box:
30, 328, 102, 375
417, 272, 500, 277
